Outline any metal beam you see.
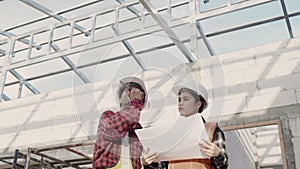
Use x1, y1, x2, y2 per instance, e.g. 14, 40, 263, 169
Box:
195, 0, 275, 20
115, 0, 141, 18
0, 69, 8, 102
2, 0, 291, 72
51, 43, 90, 83
19, 0, 90, 36
24, 148, 31, 169
5, 0, 102, 32
65, 147, 93, 160
279, 0, 294, 38
189, 0, 198, 57
18, 0, 91, 84
196, 21, 216, 56
31, 151, 82, 169
34, 141, 94, 152
112, 25, 147, 71
2, 93, 11, 101
0, 40, 14, 102
0, 31, 42, 50
207, 15, 287, 37
0, 49, 5, 55
9, 69, 40, 94
138, 0, 196, 62
4, 19, 175, 71
1, 30, 42, 97
12, 149, 19, 169
3, 30, 215, 87
17, 82, 23, 99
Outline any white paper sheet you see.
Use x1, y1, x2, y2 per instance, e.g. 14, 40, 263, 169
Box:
136, 114, 209, 161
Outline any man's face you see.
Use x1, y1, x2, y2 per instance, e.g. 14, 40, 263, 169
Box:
178, 91, 202, 117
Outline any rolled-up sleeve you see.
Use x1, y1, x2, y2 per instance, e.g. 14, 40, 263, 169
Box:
212, 126, 228, 169
97, 98, 143, 142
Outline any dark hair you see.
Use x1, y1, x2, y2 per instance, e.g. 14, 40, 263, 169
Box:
178, 88, 207, 113
118, 82, 145, 102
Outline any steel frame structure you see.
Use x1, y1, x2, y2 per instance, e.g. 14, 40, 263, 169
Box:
0, 1, 298, 168
0, 0, 298, 102
0, 142, 94, 169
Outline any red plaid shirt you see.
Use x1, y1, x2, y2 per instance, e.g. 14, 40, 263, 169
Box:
93, 98, 144, 169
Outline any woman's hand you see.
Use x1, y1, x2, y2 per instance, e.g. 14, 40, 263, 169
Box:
142, 148, 159, 165
199, 139, 220, 157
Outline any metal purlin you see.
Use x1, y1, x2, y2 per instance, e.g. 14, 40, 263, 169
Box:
20, 0, 149, 83
0, 36, 40, 100
0, 0, 295, 101
279, 0, 294, 39
1, 0, 150, 100
2, 93, 11, 101
20, 0, 91, 84
23, 141, 94, 169
0, 31, 41, 98
51, 44, 90, 84
194, 0, 216, 57
139, 0, 196, 62
20, 0, 90, 36
3, 0, 277, 72
5, 0, 102, 32
115, 0, 141, 18
112, 25, 147, 71
3, 1, 136, 101
0, 31, 42, 51
111, 3, 147, 71
196, 22, 216, 56
10, 69, 41, 95
189, 0, 199, 58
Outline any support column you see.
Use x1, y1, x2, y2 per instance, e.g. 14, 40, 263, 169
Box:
189, 0, 198, 58
24, 148, 32, 169
0, 39, 14, 102
280, 115, 296, 169
12, 149, 19, 169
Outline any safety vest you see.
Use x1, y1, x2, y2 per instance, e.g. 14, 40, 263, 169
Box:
108, 133, 134, 169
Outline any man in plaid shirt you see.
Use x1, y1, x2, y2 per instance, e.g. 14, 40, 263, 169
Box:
93, 77, 155, 169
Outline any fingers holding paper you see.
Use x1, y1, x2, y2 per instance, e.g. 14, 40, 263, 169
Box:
199, 139, 220, 158
142, 147, 159, 165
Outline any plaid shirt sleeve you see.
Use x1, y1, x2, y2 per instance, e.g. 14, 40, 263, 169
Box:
98, 98, 143, 142
211, 124, 228, 169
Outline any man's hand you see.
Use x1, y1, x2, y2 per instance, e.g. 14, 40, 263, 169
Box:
119, 89, 131, 106
199, 139, 221, 157
142, 148, 159, 165
129, 88, 144, 101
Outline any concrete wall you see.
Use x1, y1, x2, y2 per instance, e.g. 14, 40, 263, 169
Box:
1, 37, 300, 168
289, 114, 300, 169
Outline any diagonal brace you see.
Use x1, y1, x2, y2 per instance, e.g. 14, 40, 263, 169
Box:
112, 25, 146, 71
20, 0, 90, 36
138, 0, 195, 62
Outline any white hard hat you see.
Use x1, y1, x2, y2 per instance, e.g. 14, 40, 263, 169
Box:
119, 76, 148, 108
172, 80, 208, 109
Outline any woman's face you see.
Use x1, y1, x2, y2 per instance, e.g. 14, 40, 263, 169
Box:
178, 91, 202, 117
